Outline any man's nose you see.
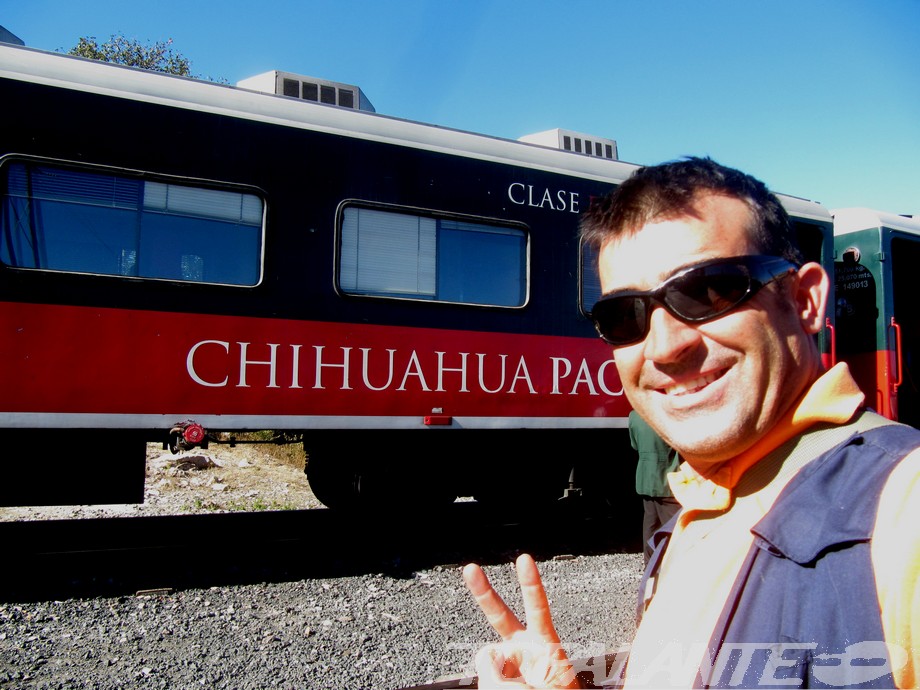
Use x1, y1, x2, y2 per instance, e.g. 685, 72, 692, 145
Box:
642, 306, 701, 362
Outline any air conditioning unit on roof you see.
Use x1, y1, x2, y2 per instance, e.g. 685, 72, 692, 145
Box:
519, 128, 617, 160
237, 70, 375, 113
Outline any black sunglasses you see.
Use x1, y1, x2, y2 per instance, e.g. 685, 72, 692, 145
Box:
590, 254, 799, 346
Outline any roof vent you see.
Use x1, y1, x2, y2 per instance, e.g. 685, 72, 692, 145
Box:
518, 128, 617, 160
237, 70, 375, 113
0, 25, 25, 46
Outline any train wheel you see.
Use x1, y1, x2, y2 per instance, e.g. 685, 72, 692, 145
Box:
305, 454, 362, 510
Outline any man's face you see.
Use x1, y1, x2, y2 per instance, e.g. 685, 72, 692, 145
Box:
598, 193, 823, 471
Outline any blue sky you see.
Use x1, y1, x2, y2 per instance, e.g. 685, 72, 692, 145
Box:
4, 1, 918, 214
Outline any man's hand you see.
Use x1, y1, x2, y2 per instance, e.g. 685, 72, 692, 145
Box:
463, 553, 580, 689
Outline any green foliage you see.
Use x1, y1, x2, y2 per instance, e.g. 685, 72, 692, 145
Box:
67, 35, 193, 76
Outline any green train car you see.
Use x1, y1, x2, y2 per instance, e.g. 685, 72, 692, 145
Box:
833, 208, 920, 427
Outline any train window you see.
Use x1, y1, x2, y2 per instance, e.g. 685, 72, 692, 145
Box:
793, 221, 826, 265
581, 241, 602, 312
0, 161, 264, 286
339, 205, 527, 307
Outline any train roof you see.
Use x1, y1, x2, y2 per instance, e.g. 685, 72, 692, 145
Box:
0, 43, 639, 183
832, 207, 920, 236
0, 42, 830, 223
776, 194, 832, 224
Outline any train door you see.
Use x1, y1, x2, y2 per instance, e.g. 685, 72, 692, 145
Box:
889, 233, 920, 427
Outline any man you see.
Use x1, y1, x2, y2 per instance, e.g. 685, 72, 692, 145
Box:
462, 157, 920, 688
628, 409, 680, 565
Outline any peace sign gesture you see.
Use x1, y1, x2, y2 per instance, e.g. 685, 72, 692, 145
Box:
462, 553, 580, 689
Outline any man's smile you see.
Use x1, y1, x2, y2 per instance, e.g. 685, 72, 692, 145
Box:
655, 367, 728, 398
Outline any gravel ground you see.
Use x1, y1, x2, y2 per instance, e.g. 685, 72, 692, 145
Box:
0, 444, 644, 689
0, 553, 643, 689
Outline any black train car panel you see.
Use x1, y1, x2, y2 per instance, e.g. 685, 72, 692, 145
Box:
0, 44, 833, 509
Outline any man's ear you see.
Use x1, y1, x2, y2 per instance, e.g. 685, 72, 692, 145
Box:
793, 261, 830, 335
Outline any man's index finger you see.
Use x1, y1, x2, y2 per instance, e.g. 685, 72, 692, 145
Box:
462, 562, 525, 640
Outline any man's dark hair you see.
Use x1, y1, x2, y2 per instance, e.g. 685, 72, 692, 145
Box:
580, 157, 803, 264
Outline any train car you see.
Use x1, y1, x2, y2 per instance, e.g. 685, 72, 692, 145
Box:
832, 208, 920, 427
0, 42, 834, 509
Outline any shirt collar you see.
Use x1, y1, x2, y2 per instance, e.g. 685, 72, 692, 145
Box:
669, 362, 865, 512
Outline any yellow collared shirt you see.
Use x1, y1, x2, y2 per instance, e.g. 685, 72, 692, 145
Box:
623, 363, 920, 688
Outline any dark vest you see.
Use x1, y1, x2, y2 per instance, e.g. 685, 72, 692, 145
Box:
639, 424, 920, 689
